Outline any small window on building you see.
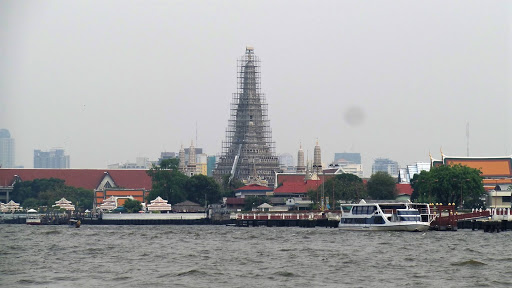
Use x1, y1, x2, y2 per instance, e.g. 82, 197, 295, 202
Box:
502, 196, 511, 203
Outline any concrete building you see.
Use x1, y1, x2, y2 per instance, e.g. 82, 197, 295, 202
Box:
108, 157, 151, 169
207, 156, 217, 177
213, 47, 280, 187
398, 162, 430, 183
34, 149, 70, 169
279, 153, 295, 173
331, 152, 363, 178
331, 160, 363, 178
372, 158, 399, 178
0, 129, 15, 168
159, 152, 177, 164
334, 152, 361, 164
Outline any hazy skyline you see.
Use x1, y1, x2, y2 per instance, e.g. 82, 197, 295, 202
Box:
1, 1, 511, 176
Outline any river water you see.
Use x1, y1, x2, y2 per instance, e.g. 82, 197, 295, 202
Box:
1, 224, 510, 288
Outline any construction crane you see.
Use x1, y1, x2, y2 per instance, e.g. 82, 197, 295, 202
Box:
228, 144, 242, 185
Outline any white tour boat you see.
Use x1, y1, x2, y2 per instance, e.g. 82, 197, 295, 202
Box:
26, 209, 42, 225
339, 200, 431, 232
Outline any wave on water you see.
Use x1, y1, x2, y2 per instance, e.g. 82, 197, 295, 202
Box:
273, 271, 295, 277
111, 275, 133, 281
16, 278, 50, 285
175, 269, 207, 277
42, 230, 61, 235
451, 259, 486, 266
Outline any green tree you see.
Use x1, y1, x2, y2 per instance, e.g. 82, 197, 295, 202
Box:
22, 198, 40, 209
147, 160, 188, 204
243, 196, 270, 211
123, 198, 142, 213
11, 178, 93, 210
367, 171, 397, 200
309, 173, 367, 209
411, 164, 485, 209
185, 174, 222, 206
221, 174, 245, 197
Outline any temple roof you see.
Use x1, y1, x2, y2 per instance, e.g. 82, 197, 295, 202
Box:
441, 156, 512, 177
235, 184, 273, 192
0, 169, 152, 190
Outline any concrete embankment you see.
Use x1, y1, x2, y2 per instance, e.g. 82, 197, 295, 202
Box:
82, 212, 210, 225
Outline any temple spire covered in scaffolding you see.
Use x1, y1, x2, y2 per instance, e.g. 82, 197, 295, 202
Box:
213, 47, 280, 187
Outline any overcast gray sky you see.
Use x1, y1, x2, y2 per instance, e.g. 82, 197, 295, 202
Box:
1, 0, 511, 176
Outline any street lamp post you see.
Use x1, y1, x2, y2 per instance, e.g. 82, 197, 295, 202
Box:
454, 178, 470, 210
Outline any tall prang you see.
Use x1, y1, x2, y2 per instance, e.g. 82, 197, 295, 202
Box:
213, 47, 280, 187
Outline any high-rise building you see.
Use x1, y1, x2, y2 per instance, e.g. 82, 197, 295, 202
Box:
107, 157, 151, 169
0, 129, 15, 168
278, 153, 295, 173
207, 156, 217, 177
159, 152, 177, 164
372, 158, 399, 178
332, 152, 363, 178
34, 149, 70, 168
213, 47, 280, 187
334, 152, 361, 164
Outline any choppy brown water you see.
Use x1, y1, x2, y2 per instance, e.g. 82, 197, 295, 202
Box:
1, 225, 511, 288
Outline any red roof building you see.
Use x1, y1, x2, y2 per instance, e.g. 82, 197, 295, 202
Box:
234, 184, 273, 198
0, 169, 152, 203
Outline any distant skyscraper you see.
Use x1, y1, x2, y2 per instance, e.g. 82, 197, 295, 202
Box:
0, 129, 15, 168
207, 155, 217, 177
334, 152, 361, 164
372, 158, 399, 178
213, 47, 280, 187
278, 153, 294, 172
34, 149, 70, 168
159, 152, 177, 164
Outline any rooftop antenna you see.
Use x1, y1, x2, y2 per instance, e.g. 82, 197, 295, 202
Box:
196, 121, 198, 148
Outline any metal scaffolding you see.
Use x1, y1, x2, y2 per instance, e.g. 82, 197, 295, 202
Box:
213, 47, 280, 187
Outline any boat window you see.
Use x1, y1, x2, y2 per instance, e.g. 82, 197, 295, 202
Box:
400, 216, 420, 222
397, 210, 420, 215
361, 206, 368, 214
355, 218, 365, 224
373, 216, 385, 224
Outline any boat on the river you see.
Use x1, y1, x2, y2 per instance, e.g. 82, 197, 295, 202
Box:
69, 218, 81, 228
339, 200, 431, 232
26, 209, 41, 225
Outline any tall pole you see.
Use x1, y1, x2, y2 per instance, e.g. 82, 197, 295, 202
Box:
332, 179, 335, 211
321, 168, 325, 211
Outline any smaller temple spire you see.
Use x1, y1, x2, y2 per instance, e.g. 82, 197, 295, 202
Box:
313, 139, 322, 174
189, 140, 196, 166
297, 142, 305, 173
178, 144, 185, 171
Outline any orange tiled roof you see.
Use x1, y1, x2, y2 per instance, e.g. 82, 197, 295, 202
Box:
444, 158, 512, 177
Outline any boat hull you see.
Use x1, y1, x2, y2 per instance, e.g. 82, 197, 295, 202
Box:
338, 222, 430, 232
26, 219, 42, 225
